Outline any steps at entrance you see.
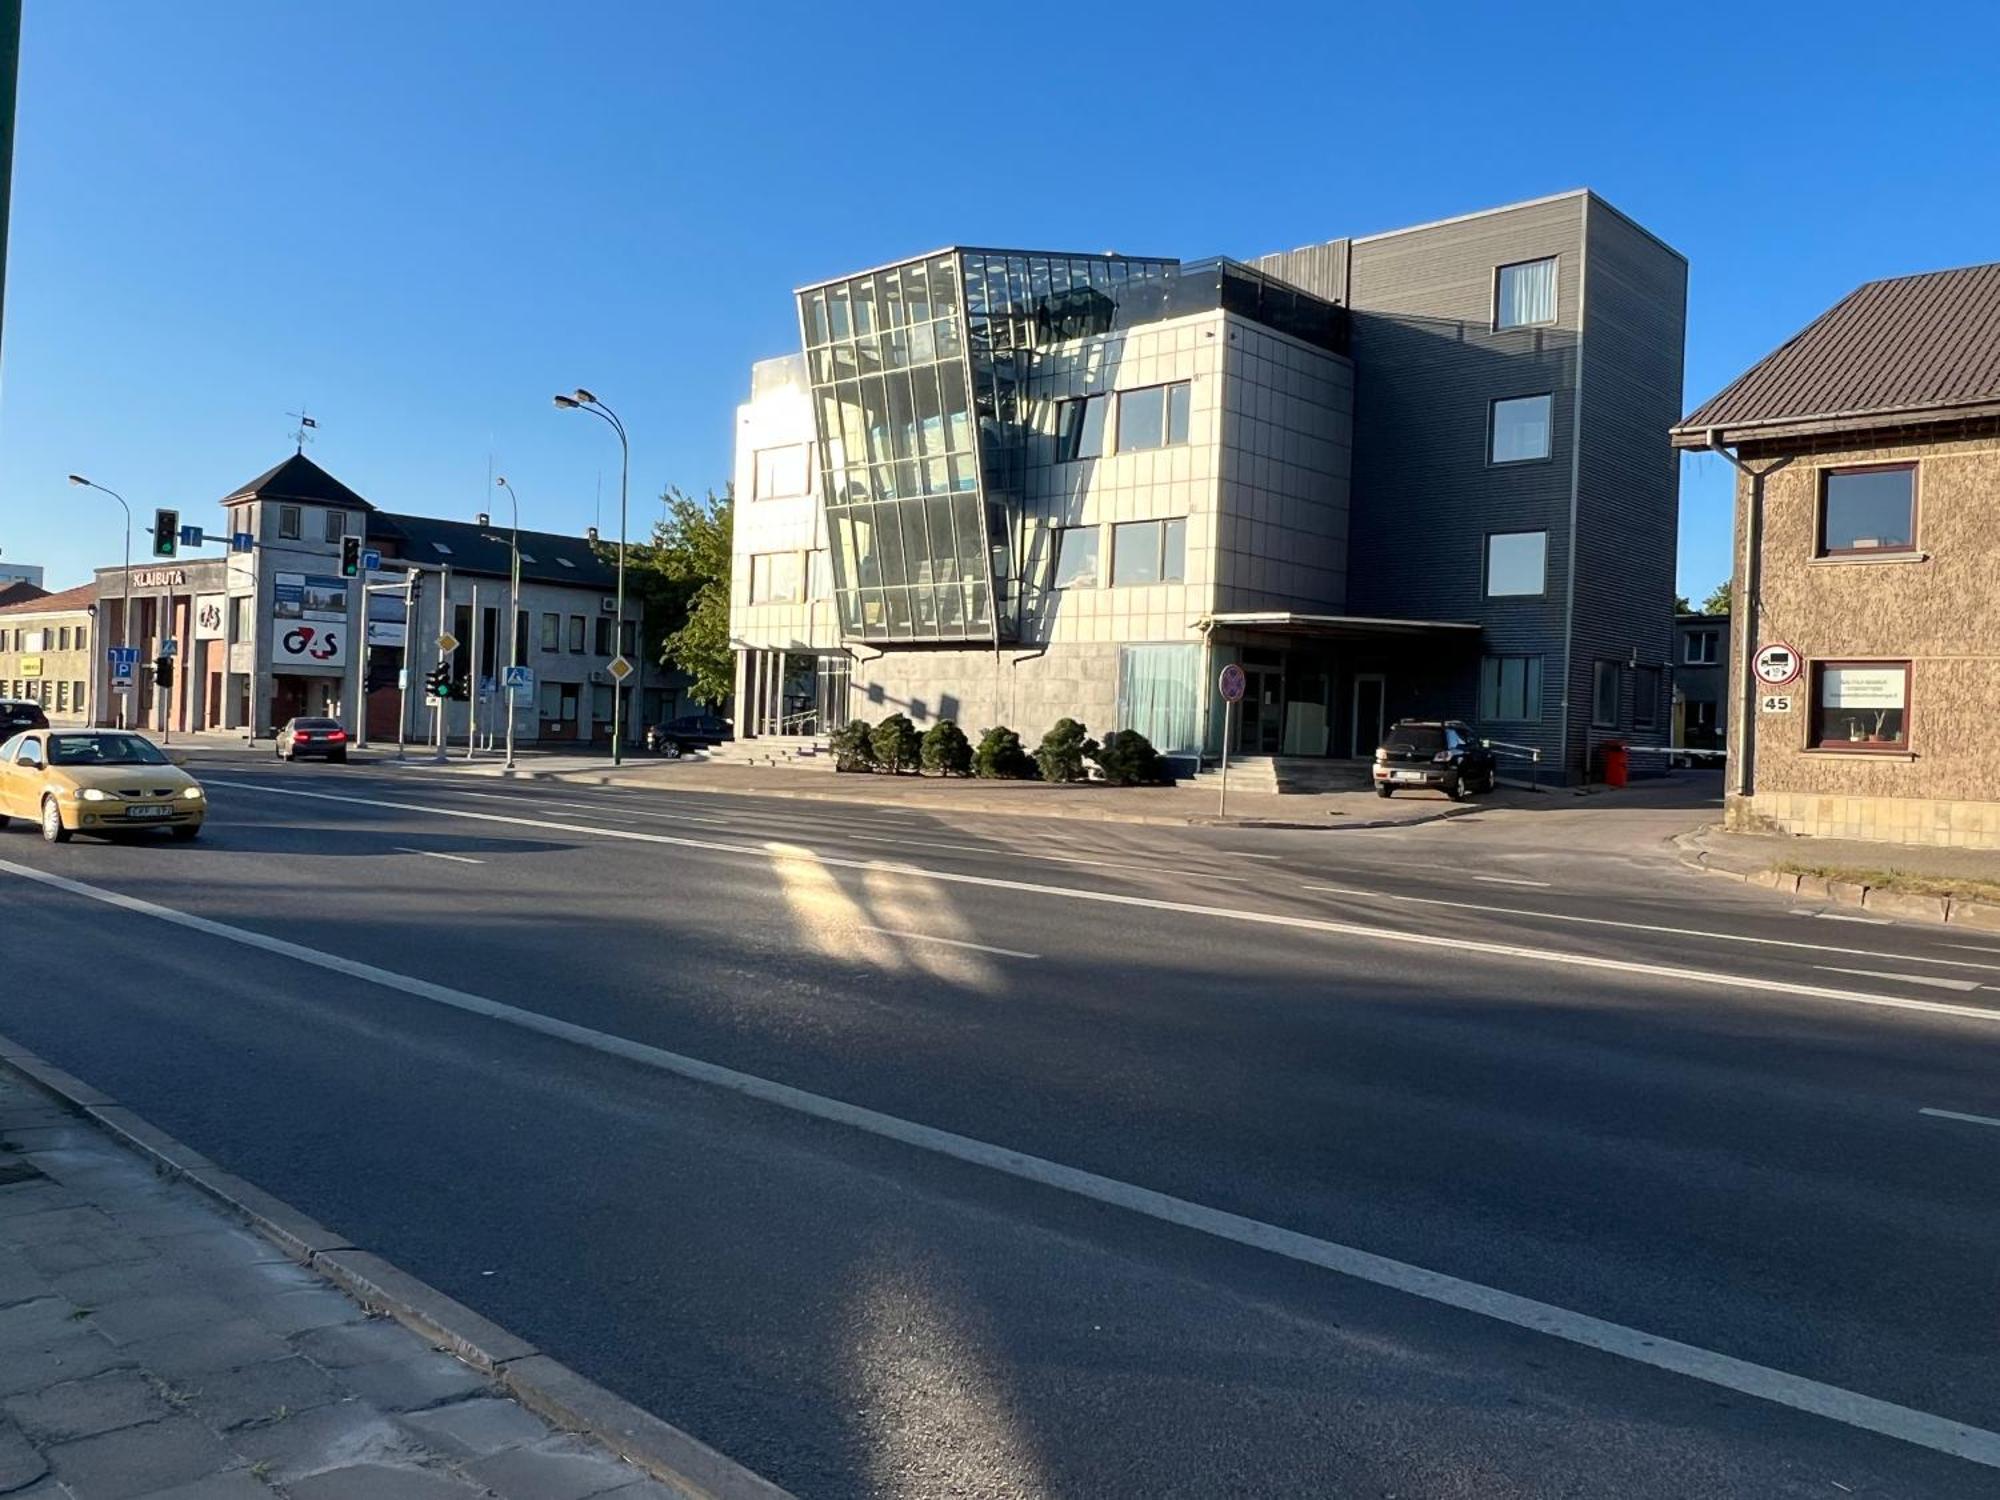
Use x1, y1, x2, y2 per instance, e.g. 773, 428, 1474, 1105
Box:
1196, 756, 1371, 795
704, 734, 836, 770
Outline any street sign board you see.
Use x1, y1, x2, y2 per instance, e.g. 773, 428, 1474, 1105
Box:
502, 665, 535, 693
230, 532, 255, 553
108, 646, 138, 691
362, 549, 382, 573
160, 638, 177, 658
437, 631, 459, 653
1218, 663, 1246, 703
606, 655, 633, 682
1753, 642, 1800, 687
178, 525, 204, 549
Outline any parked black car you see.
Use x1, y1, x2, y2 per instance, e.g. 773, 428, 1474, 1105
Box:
648, 713, 731, 754
275, 716, 351, 763
1372, 719, 1497, 800
0, 699, 49, 745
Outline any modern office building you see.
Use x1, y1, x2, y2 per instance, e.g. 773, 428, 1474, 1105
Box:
731, 191, 1686, 781
1672, 260, 2000, 848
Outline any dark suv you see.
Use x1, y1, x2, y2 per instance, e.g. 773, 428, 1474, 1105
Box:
647, 713, 731, 754
1, 700, 49, 745
1373, 719, 1498, 800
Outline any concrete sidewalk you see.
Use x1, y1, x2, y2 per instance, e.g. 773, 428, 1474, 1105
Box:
0, 1070, 691, 1499
1678, 823, 2000, 930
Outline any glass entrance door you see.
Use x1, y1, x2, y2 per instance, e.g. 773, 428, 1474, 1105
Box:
1239, 663, 1284, 753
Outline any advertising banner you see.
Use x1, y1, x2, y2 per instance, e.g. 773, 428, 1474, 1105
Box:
273, 573, 351, 623
271, 620, 349, 669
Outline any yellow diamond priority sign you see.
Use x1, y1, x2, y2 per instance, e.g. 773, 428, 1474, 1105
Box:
606, 655, 633, 682
437, 631, 459, 653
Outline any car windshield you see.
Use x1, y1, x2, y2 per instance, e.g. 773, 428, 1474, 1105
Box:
1383, 725, 1446, 754
47, 733, 170, 767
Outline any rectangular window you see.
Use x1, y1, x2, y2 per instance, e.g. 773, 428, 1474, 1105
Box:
76, 626, 87, 653
278, 505, 302, 541
619, 620, 636, 655
230, 595, 249, 640
1592, 660, 1621, 727
1052, 526, 1100, 588
56, 681, 69, 712
1117, 644, 1201, 755
73, 681, 85, 713
1486, 530, 1547, 596
1810, 661, 1909, 750
752, 445, 810, 499
750, 552, 804, 603
1819, 464, 1915, 555
1055, 395, 1108, 461
568, 616, 585, 653
1635, 665, 1661, 728
594, 617, 612, 656
1478, 655, 1544, 723
1115, 381, 1191, 453
1491, 394, 1553, 464
540, 612, 560, 651
1495, 258, 1558, 329
324, 510, 346, 543
1110, 519, 1188, 586
1684, 629, 1720, 665
57, 627, 69, 650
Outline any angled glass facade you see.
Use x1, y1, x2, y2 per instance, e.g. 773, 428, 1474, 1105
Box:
798, 249, 1175, 644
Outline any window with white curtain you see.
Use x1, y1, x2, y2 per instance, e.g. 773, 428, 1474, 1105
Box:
1117, 643, 1200, 754
1495, 258, 1557, 329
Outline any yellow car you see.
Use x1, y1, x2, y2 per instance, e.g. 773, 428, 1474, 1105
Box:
0, 729, 206, 844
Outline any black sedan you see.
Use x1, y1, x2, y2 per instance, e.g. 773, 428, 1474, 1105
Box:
276, 716, 351, 763
647, 713, 731, 754
1372, 719, 1498, 800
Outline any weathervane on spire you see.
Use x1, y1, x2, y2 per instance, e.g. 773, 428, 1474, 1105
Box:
286, 406, 318, 454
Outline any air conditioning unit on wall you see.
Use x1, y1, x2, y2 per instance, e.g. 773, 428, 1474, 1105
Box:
599, 597, 617, 614
588, 670, 610, 684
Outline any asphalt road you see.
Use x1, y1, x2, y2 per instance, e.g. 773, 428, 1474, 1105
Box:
3, 749, 1997, 1497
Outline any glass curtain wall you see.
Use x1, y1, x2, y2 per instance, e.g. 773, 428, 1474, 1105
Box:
798, 249, 1173, 645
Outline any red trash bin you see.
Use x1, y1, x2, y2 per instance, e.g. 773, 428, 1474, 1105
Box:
1600, 739, 1628, 788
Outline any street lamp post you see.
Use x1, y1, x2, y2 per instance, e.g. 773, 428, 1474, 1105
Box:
554, 389, 629, 767
494, 477, 523, 770
67, 475, 131, 729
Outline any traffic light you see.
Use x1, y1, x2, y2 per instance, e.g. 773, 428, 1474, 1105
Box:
450, 672, 470, 702
425, 663, 451, 700
151, 509, 179, 558
154, 657, 175, 690
339, 535, 361, 578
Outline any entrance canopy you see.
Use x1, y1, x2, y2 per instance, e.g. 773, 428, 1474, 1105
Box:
1198, 611, 1481, 641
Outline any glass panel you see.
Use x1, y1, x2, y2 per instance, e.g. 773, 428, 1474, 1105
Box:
1491, 395, 1552, 463
879, 269, 905, 329
1117, 384, 1167, 452
852, 276, 876, 335
1166, 381, 1190, 445
886, 371, 917, 461
1822, 468, 1914, 552
934, 316, 961, 361
805, 291, 830, 346
931, 255, 958, 307
1496, 258, 1557, 329
903, 261, 931, 322
827, 284, 852, 340
939, 362, 972, 452
952, 493, 984, 580
966, 582, 990, 629
1486, 531, 1547, 596
1054, 527, 1100, 588
860, 376, 892, 464
911, 365, 944, 457
1593, 661, 1620, 725
1117, 644, 1200, 754
1162, 517, 1186, 582
1057, 395, 1107, 461
1112, 521, 1161, 586
1814, 665, 1907, 747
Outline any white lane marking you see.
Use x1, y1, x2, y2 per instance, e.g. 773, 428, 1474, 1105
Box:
835, 830, 1254, 881
1814, 913, 1894, 926
1952, 943, 2000, 956
1473, 875, 1552, 888
1815, 966, 1984, 993
4, 859, 1996, 1473
856, 926, 1039, 960
1920, 1107, 2000, 1130
1228, 851, 1285, 860
201, 780, 2000, 1026
414, 787, 733, 826
390, 848, 485, 865
1300, 884, 2000, 975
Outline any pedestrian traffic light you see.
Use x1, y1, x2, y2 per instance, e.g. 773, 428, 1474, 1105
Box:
151, 509, 179, 558
450, 672, 470, 702
425, 663, 451, 700
339, 535, 361, 578
154, 657, 175, 689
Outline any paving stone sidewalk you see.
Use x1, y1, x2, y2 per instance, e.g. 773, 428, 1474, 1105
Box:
0, 1072, 675, 1499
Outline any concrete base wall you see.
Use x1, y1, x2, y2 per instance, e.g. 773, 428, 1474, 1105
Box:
1728, 790, 2000, 850
849, 644, 1125, 740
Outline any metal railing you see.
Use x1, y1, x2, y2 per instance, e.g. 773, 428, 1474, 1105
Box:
776, 709, 821, 737
1480, 738, 1546, 793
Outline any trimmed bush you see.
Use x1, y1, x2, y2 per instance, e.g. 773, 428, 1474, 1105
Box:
870, 713, 922, 774
1093, 728, 1168, 786
1034, 717, 1097, 783
829, 718, 877, 773
973, 725, 1036, 780
920, 719, 973, 777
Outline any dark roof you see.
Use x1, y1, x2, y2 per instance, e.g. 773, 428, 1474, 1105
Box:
222, 452, 375, 511
1675, 261, 2000, 444
0, 581, 48, 610
0, 581, 97, 617
371, 512, 620, 589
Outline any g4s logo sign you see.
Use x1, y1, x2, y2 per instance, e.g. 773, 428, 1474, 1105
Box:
273, 623, 347, 667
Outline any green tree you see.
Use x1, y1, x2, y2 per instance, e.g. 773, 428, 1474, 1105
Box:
1034, 717, 1097, 783
1673, 594, 1692, 615
830, 718, 876, 773
920, 719, 973, 776
1092, 729, 1167, 786
973, 726, 1035, 779
626, 486, 735, 707
870, 713, 921, 773
1700, 579, 1733, 615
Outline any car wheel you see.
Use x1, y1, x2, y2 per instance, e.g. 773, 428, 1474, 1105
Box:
1375, 785, 1392, 799
170, 824, 200, 842
1445, 774, 1467, 802
40, 797, 71, 844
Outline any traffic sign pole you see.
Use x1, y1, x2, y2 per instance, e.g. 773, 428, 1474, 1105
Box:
464, 584, 479, 762
434, 564, 451, 762
1216, 663, 1247, 818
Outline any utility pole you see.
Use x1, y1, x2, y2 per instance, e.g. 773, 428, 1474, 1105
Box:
398, 569, 417, 760
465, 583, 479, 760
434, 563, 451, 762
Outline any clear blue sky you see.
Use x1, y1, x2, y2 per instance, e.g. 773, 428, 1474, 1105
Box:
4, 1, 1998, 600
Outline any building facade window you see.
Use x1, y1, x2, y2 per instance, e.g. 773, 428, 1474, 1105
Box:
1810, 661, 1909, 750
1491, 394, 1553, 464
568, 616, 585, 653
540, 612, 560, 651
1052, 526, 1100, 589
619, 620, 636, 655
1495, 258, 1558, 329
1115, 382, 1190, 453
72, 681, 84, 712
1592, 659, 1621, 727
750, 552, 804, 603
1485, 530, 1547, 596
1055, 395, 1108, 461
324, 510, 346, 543
1117, 644, 1201, 755
56, 627, 69, 650
1111, 518, 1187, 586
594, 617, 612, 656
1635, 665, 1661, 728
1684, 628, 1720, 665
752, 445, 810, 499
1479, 655, 1543, 723
1819, 464, 1915, 556
56, 681, 69, 712
76, 625, 87, 652
278, 505, 302, 541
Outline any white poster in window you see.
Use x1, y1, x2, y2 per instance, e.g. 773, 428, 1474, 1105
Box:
193, 595, 226, 640
1821, 666, 1905, 709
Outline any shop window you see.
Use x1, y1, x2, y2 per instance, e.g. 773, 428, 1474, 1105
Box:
1810, 661, 1908, 750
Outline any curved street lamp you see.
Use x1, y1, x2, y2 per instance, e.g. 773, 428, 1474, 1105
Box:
552, 389, 630, 766
493, 476, 523, 769
67, 474, 132, 729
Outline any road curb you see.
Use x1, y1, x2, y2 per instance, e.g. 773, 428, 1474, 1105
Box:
1672, 826, 2000, 931
0, 1032, 794, 1500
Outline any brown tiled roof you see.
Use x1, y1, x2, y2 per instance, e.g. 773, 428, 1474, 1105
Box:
0, 581, 98, 617
1674, 261, 2000, 443
0, 582, 46, 610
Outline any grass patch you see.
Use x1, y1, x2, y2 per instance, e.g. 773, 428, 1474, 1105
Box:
1773, 860, 2000, 904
